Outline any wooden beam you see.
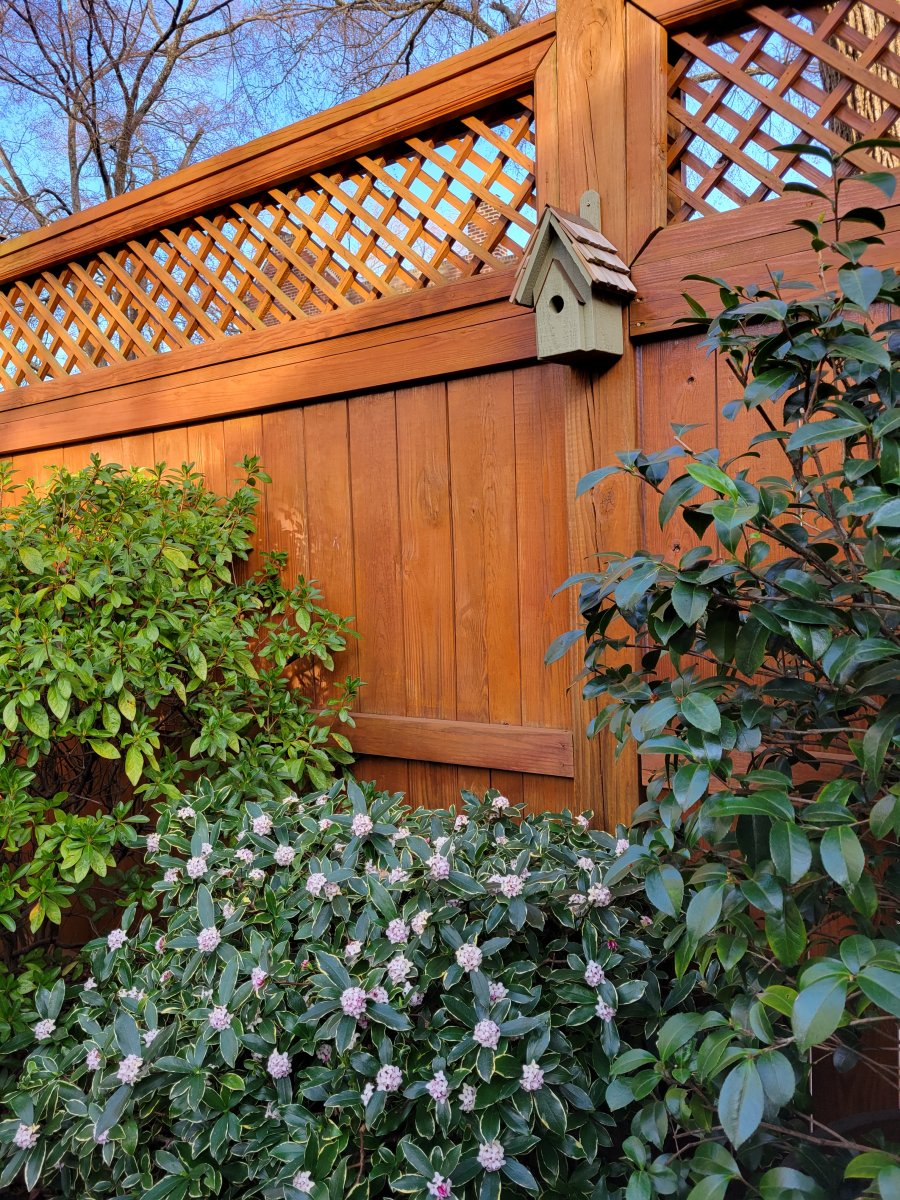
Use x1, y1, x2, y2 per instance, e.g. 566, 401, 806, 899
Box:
348, 713, 575, 777
0, 271, 515, 414
631, 0, 750, 30
0, 17, 554, 286
630, 176, 900, 337
0, 298, 536, 455
555, 0, 641, 831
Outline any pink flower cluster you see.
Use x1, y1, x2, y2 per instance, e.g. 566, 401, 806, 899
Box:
595, 999, 616, 1021
186, 856, 207, 879
251, 813, 273, 836
498, 874, 524, 898
410, 911, 430, 936
387, 954, 413, 984
13, 1123, 39, 1150
473, 1019, 500, 1049
197, 926, 220, 952
208, 1006, 232, 1031
235, 847, 254, 864
116, 1054, 143, 1084
428, 1173, 453, 1199
584, 960, 605, 987
588, 883, 612, 907
488, 980, 508, 1003
306, 872, 327, 896
351, 813, 374, 838
107, 928, 127, 950
426, 1070, 450, 1103
274, 844, 296, 867
477, 1141, 506, 1171
386, 918, 408, 944
376, 1064, 403, 1092
341, 986, 368, 1017
456, 943, 482, 972
460, 1083, 477, 1112
33, 1018, 55, 1041
146, 833, 160, 853
520, 1062, 544, 1092
427, 854, 450, 880
267, 1049, 291, 1079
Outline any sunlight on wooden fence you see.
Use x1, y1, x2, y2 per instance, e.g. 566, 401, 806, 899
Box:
0, 96, 536, 391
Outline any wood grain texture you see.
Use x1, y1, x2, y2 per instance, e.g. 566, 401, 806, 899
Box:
349, 391, 408, 719
632, 0, 750, 28
0, 302, 536, 457
448, 370, 520, 727
631, 184, 900, 337
302, 400, 360, 689
555, 0, 641, 829
349, 712, 574, 775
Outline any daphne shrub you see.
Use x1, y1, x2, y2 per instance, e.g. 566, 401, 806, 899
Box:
0, 777, 659, 1200
0, 454, 354, 1047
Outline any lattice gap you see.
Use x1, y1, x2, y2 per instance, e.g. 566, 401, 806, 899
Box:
0, 96, 536, 392
667, 0, 900, 223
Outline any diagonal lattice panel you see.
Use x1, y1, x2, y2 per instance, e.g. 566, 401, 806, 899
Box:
666, 0, 900, 223
0, 95, 536, 393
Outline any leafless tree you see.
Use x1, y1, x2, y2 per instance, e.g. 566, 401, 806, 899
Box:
0, 0, 549, 238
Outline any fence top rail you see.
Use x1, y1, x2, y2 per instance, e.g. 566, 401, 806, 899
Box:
632, 0, 750, 27
0, 13, 554, 287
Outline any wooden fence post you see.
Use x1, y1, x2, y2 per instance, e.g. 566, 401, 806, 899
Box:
549, 0, 666, 829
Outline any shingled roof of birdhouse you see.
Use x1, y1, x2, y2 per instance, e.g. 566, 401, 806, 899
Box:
511, 204, 636, 307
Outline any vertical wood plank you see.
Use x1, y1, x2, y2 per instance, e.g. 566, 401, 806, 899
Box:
153, 426, 190, 473
448, 371, 520, 727
223, 413, 267, 578
396, 381, 459, 811
348, 391, 408, 746
625, 4, 668, 261
534, 43, 560, 211
514, 365, 571, 731
638, 336, 717, 562
304, 399, 360, 689
261, 408, 308, 583
555, 0, 640, 830
187, 420, 227, 496
118, 433, 156, 469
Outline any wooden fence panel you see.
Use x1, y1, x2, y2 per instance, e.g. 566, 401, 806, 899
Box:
5, 363, 578, 814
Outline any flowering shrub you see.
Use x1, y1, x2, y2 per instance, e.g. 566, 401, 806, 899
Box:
0, 777, 660, 1200
0, 454, 354, 1047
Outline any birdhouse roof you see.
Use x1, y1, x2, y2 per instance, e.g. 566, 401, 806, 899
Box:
511, 204, 636, 307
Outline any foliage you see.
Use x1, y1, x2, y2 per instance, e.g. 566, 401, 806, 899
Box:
551, 139, 900, 1198
0, 456, 354, 1046
0, 778, 653, 1199
0, 0, 549, 238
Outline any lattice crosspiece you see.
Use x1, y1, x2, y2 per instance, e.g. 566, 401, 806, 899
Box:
666, 0, 900, 223
0, 96, 536, 392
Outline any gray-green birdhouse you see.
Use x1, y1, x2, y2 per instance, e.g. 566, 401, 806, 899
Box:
510, 193, 636, 364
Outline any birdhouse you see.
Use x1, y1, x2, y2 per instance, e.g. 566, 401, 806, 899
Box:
510, 191, 636, 364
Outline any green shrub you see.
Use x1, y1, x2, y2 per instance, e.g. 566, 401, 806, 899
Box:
0, 456, 354, 1045
554, 141, 900, 1197
0, 779, 650, 1199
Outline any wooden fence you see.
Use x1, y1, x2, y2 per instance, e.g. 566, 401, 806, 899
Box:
0, 0, 899, 856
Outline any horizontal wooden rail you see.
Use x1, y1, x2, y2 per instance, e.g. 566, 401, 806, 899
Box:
0, 16, 553, 286
630, 177, 900, 337
631, 0, 749, 28
349, 713, 575, 777
0, 278, 537, 454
